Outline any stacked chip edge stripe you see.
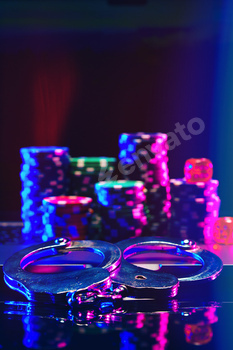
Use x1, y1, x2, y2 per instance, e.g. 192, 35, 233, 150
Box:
20, 147, 70, 241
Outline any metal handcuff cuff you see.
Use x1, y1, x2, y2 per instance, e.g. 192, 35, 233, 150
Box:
3, 236, 223, 309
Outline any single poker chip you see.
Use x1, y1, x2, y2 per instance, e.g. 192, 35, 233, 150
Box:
70, 156, 116, 166
119, 132, 167, 145
43, 195, 92, 207
95, 180, 145, 190
20, 146, 69, 154
20, 147, 69, 162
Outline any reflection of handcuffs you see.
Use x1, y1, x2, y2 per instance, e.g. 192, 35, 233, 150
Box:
3, 237, 223, 309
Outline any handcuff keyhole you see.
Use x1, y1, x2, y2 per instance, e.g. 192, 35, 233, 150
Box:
135, 275, 147, 280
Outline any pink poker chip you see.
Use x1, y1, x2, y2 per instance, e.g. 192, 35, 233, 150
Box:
43, 195, 92, 206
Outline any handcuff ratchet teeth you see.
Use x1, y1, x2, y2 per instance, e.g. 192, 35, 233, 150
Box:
3, 236, 223, 306
114, 236, 223, 286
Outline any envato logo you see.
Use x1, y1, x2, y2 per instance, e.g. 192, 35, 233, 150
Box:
98, 117, 205, 181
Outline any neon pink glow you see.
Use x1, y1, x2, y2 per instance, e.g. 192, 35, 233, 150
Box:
170, 299, 179, 312
135, 314, 145, 329
104, 314, 111, 324
86, 310, 95, 320
151, 143, 159, 153
203, 225, 212, 242
136, 192, 146, 200
161, 162, 167, 170
132, 211, 142, 219
83, 177, 91, 184
195, 198, 205, 203
141, 216, 147, 224
204, 307, 218, 324
135, 228, 142, 236
55, 149, 65, 156
58, 342, 68, 348
152, 313, 169, 350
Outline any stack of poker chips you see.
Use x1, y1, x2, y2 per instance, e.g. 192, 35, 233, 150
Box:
69, 157, 117, 200
95, 180, 148, 242
169, 178, 220, 242
42, 196, 93, 241
20, 147, 70, 239
118, 133, 170, 235
69, 157, 117, 240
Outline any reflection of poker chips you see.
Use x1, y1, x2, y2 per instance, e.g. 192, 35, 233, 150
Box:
69, 157, 117, 199
42, 196, 93, 241
169, 178, 220, 242
119, 133, 170, 236
95, 180, 148, 242
20, 147, 70, 240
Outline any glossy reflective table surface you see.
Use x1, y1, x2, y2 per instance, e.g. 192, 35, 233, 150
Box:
0, 223, 232, 350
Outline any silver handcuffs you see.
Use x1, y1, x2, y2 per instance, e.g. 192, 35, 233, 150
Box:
3, 236, 223, 307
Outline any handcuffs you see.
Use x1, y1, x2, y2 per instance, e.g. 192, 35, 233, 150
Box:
3, 237, 223, 311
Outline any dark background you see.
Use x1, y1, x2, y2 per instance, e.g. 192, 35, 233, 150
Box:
0, 0, 231, 219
